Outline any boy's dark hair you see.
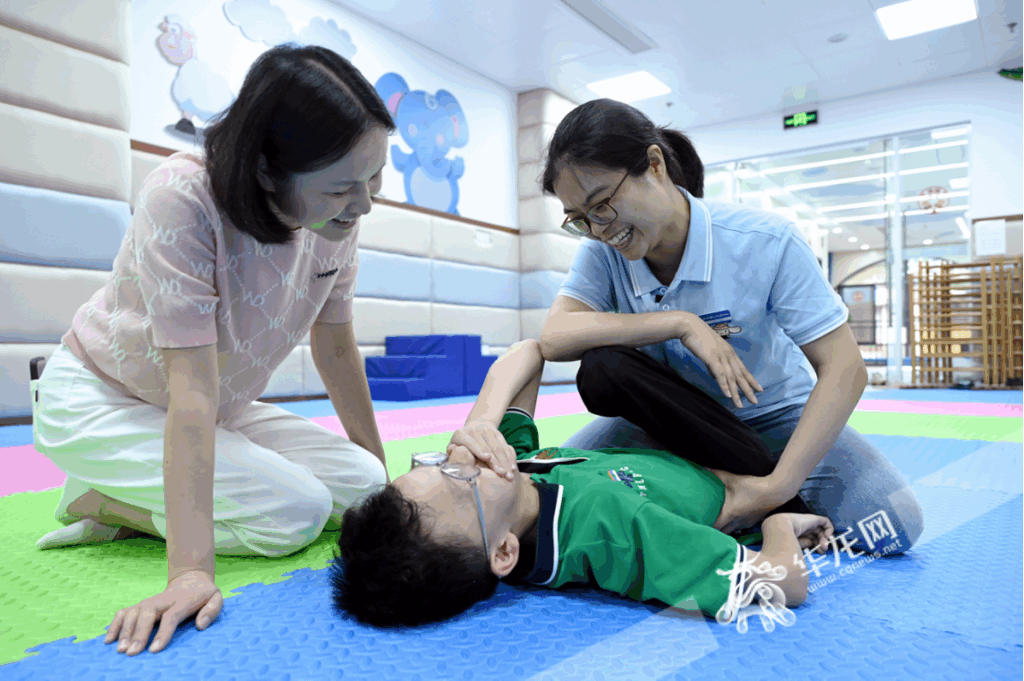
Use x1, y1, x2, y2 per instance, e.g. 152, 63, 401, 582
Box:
203, 43, 396, 246
541, 98, 704, 199
330, 485, 500, 628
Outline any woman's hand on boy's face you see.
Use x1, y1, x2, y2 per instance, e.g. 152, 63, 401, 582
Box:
448, 420, 517, 481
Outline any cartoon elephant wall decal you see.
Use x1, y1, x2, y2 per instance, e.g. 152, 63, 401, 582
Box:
374, 73, 469, 215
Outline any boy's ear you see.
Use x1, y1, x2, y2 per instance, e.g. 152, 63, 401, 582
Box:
490, 532, 520, 578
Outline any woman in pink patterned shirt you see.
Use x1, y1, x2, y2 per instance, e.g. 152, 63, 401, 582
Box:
33, 45, 396, 656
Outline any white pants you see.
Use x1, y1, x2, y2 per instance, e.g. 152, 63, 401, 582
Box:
33, 344, 387, 557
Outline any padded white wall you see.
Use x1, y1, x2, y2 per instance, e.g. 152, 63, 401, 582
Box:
516, 89, 581, 382
0, 0, 133, 418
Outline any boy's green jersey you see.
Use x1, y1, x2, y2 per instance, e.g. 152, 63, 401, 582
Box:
499, 409, 744, 616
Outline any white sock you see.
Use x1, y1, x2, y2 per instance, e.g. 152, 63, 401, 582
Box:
36, 518, 123, 549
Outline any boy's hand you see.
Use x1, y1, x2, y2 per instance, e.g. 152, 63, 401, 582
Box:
448, 420, 517, 481
772, 513, 835, 554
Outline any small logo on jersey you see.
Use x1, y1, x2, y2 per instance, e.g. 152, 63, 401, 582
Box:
700, 310, 742, 339
535, 447, 559, 460
313, 268, 339, 280
607, 466, 647, 497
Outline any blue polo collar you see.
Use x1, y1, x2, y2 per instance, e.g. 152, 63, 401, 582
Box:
627, 185, 713, 297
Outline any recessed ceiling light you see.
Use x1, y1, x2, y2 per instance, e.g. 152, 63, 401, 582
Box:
848, 236, 858, 243
586, 71, 671, 102
860, 244, 870, 250
828, 33, 849, 43
832, 227, 843, 234
923, 239, 934, 245
561, 0, 658, 54
876, 0, 978, 41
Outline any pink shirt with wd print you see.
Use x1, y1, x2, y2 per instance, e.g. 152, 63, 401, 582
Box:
63, 152, 360, 423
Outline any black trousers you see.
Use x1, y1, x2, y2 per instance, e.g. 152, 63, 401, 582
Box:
575, 346, 813, 518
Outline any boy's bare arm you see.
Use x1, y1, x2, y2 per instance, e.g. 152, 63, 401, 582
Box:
742, 514, 832, 606
466, 339, 545, 427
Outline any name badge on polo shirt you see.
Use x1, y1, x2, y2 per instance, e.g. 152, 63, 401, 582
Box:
699, 310, 742, 339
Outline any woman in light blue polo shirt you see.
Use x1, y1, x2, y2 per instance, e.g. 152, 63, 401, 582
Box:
539, 99, 923, 554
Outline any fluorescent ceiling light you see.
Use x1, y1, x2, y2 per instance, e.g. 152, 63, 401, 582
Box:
956, 217, 970, 238
931, 126, 971, 140
848, 236, 858, 243
773, 173, 894, 192
834, 212, 889, 224
821, 198, 892, 213
901, 162, 970, 177
861, 244, 870, 250
561, 0, 658, 54
923, 239, 934, 245
876, 0, 978, 41
586, 71, 671, 102
820, 191, 970, 213
755, 140, 966, 177
904, 205, 968, 217
949, 177, 970, 189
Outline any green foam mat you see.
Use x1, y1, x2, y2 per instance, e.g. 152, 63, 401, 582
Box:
0, 414, 594, 666
848, 411, 1023, 442
3, 409, 1016, 666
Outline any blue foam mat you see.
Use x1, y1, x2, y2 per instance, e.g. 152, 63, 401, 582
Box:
4, 433, 1021, 679
7, 498, 1020, 680
861, 388, 1022, 403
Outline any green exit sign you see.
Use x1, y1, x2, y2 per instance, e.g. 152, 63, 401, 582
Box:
784, 110, 819, 130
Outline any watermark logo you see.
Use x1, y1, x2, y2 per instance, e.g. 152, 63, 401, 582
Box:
858, 510, 898, 551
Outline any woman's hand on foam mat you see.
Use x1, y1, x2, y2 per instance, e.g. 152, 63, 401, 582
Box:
448, 420, 517, 481
104, 569, 223, 656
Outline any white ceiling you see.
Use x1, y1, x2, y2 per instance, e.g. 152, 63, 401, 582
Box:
331, 0, 1022, 130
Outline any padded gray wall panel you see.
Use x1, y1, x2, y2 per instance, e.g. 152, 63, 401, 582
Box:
430, 214, 519, 270
0, 24, 130, 132
357, 202, 432, 257
0, 0, 131, 65
0, 101, 131, 203
520, 270, 566, 309
352, 298, 432, 345
355, 249, 432, 301
130, 150, 167, 211
520, 232, 580, 273
432, 259, 520, 309
0, 342, 58, 418
0, 263, 108, 343
432, 303, 520, 346
0, 181, 129, 270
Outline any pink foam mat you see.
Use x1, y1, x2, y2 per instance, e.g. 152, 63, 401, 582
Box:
4, 393, 1017, 499
0, 393, 588, 498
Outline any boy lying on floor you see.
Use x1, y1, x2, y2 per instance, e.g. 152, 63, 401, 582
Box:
331, 339, 834, 630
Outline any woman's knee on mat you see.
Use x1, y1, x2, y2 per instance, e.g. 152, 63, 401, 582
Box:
827, 487, 923, 557
228, 485, 335, 557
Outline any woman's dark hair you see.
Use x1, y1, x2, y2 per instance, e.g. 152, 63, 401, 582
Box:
541, 98, 703, 199
203, 44, 396, 245
330, 485, 500, 628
